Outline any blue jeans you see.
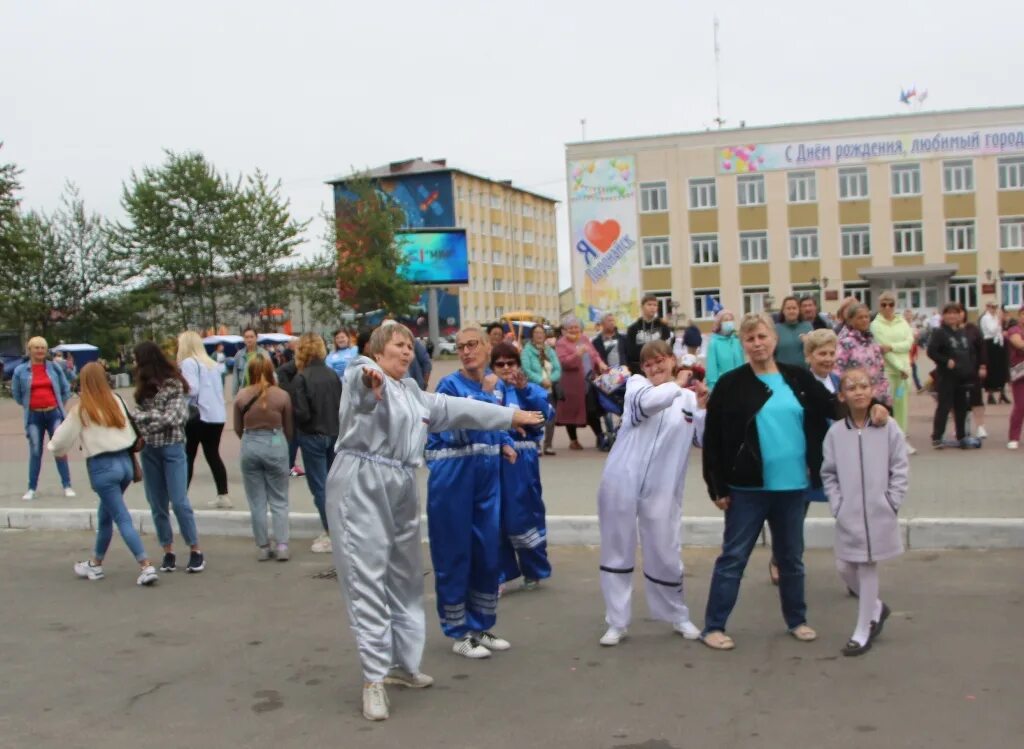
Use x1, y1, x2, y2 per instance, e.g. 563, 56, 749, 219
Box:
297, 433, 336, 531
26, 409, 72, 490
703, 488, 807, 634
141, 442, 199, 548
88, 451, 147, 562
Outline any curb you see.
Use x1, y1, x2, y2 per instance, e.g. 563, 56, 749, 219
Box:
4, 509, 1024, 549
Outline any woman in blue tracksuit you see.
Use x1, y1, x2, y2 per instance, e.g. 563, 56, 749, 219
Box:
490, 342, 554, 590
425, 327, 518, 660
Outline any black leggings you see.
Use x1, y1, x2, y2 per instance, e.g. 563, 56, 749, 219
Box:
932, 376, 970, 442
185, 420, 229, 495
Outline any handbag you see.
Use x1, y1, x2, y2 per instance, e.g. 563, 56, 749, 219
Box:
1011, 360, 1024, 383
186, 357, 202, 425
115, 394, 145, 483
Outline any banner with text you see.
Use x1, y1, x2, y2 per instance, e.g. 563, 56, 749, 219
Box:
718, 124, 1024, 174
569, 156, 640, 328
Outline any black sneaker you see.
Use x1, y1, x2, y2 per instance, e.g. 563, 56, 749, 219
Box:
159, 552, 176, 572
186, 551, 205, 573
931, 439, 944, 450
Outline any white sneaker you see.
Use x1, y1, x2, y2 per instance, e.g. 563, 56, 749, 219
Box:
136, 565, 159, 586
1008, 441, 1020, 450
476, 631, 511, 651
22, 489, 35, 501
384, 668, 434, 689
673, 620, 702, 640
977, 426, 988, 439
362, 682, 389, 721
599, 626, 627, 646
452, 635, 491, 659
906, 442, 917, 455
311, 533, 332, 553
73, 560, 104, 580
63, 487, 76, 498
207, 495, 233, 509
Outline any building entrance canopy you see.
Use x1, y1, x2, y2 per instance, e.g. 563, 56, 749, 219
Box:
857, 263, 958, 283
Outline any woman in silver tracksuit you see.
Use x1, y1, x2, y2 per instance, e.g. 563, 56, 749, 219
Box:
325, 323, 544, 722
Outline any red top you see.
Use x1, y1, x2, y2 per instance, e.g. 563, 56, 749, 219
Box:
29, 364, 58, 410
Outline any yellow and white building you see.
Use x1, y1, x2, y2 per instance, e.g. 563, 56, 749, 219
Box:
566, 106, 1024, 330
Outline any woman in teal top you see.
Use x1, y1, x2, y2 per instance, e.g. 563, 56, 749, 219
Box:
706, 310, 745, 389
774, 296, 812, 368
521, 325, 562, 455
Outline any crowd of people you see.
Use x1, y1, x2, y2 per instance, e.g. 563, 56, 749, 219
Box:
7, 291, 1021, 722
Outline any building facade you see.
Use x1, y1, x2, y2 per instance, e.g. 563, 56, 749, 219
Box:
329, 159, 561, 328
566, 106, 1024, 330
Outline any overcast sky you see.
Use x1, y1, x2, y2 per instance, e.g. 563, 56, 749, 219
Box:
4, 0, 1023, 291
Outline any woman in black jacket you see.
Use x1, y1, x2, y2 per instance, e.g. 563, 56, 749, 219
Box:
700, 312, 886, 651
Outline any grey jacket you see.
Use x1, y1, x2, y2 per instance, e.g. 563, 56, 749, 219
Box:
821, 417, 909, 563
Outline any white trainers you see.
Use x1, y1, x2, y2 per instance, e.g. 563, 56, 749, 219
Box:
22, 489, 35, 501
906, 442, 917, 455
599, 626, 627, 646
207, 495, 233, 509
136, 565, 159, 586
63, 487, 76, 498
311, 533, 332, 554
73, 560, 104, 580
1008, 441, 1019, 450
476, 631, 511, 651
977, 426, 988, 439
673, 620, 702, 640
362, 682, 389, 721
452, 635, 491, 659
384, 668, 434, 689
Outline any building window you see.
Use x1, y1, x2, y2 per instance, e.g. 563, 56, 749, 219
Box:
690, 234, 719, 265
490, 195, 503, 209
640, 182, 668, 212
838, 167, 869, 200
893, 222, 923, 254
945, 220, 976, 253
642, 236, 671, 268
948, 277, 978, 309
688, 178, 717, 210
840, 225, 871, 257
494, 306, 504, 317
693, 289, 721, 320
492, 251, 503, 264
1000, 217, 1024, 249
492, 279, 503, 291
787, 171, 817, 203
1002, 274, 1024, 309
522, 204, 533, 217
737, 174, 765, 206
523, 230, 534, 243
789, 228, 819, 259
843, 282, 872, 309
742, 287, 769, 314
998, 156, 1024, 190
490, 222, 501, 237
739, 231, 768, 262
943, 160, 974, 193
891, 163, 921, 196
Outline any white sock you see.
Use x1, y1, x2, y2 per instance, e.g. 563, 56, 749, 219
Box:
836, 559, 859, 594
851, 563, 880, 646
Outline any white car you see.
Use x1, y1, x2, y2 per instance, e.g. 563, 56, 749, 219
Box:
436, 336, 457, 355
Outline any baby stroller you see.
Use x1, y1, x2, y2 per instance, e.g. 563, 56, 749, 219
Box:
594, 366, 629, 450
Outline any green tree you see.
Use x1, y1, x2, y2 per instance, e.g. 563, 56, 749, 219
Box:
2, 210, 77, 336
0, 143, 22, 261
332, 176, 414, 319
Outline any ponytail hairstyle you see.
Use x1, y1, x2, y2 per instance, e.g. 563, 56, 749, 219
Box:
247, 354, 277, 409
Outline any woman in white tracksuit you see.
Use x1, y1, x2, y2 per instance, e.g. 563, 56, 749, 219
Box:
325, 324, 544, 722
597, 339, 709, 646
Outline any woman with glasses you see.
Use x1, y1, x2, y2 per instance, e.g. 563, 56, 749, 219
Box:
870, 292, 916, 452
489, 342, 554, 591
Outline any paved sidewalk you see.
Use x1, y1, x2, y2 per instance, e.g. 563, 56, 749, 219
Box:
1, 532, 1021, 749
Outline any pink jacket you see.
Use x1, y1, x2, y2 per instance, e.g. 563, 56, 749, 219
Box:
834, 327, 891, 405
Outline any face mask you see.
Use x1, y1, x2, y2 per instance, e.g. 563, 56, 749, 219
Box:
721, 321, 735, 335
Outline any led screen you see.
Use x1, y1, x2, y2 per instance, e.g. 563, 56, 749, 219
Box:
396, 229, 468, 285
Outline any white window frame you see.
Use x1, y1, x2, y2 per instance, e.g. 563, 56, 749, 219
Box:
523, 230, 534, 243
642, 236, 671, 268
693, 288, 721, 321
490, 222, 501, 237
789, 228, 819, 259
492, 279, 503, 291
1001, 274, 1024, 309
737, 174, 765, 206
690, 234, 719, 265
688, 178, 717, 210
494, 305, 504, 317
893, 222, 924, 255
943, 160, 974, 194
842, 282, 872, 308
640, 181, 668, 213
891, 163, 921, 197
838, 167, 869, 200
787, 171, 817, 203
998, 156, 1024, 191
739, 231, 768, 263
945, 220, 976, 253
490, 195, 503, 209
644, 290, 673, 321
742, 287, 769, 314
948, 277, 978, 309
491, 250, 503, 264
999, 217, 1024, 250
840, 225, 872, 257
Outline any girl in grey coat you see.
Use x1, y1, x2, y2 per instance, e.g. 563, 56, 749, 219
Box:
821, 368, 909, 657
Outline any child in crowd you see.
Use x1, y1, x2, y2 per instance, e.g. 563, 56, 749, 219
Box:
820, 368, 909, 656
